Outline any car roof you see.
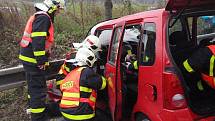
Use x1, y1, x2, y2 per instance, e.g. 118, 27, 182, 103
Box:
93, 9, 165, 30
166, 0, 215, 11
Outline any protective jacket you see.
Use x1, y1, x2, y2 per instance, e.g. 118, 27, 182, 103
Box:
183, 45, 215, 89
19, 11, 54, 66
60, 66, 107, 121
55, 51, 77, 87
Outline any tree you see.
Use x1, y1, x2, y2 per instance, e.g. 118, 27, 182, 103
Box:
0, 12, 3, 30
104, 0, 113, 20
122, 0, 132, 15
157, 0, 166, 9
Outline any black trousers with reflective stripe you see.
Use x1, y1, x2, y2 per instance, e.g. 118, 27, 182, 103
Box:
24, 64, 48, 121
63, 117, 95, 121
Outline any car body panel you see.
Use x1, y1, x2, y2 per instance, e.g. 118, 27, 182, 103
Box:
166, 0, 215, 11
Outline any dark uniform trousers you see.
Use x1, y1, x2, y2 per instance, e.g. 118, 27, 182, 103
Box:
63, 117, 95, 121
24, 64, 48, 121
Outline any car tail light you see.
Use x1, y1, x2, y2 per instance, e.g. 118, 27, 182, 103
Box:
163, 67, 187, 110
171, 94, 186, 108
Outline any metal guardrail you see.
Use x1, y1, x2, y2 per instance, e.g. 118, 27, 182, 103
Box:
0, 60, 64, 91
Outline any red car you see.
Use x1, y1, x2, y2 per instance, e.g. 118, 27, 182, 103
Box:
89, 0, 215, 121
48, 0, 215, 120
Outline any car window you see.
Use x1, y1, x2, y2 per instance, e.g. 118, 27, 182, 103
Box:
169, 18, 182, 35
121, 25, 141, 62
140, 22, 156, 66
197, 16, 215, 35
123, 26, 140, 43
109, 27, 122, 65
96, 29, 113, 46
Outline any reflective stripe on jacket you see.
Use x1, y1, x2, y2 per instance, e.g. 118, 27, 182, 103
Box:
19, 11, 54, 65
201, 45, 215, 89
20, 11, 54, 50
60, 63, 70, 76
183, 45, 215, 89
60, 67, 97, 109
56, 62, 77, 87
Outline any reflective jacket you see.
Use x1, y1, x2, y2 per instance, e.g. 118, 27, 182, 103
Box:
55, 50, 77, 87
201, 45, 215, 88
19, 11, 54, 66
55, 62, 75, 87
60, 66, 107, 120
183, 45, 215, 89
60, 67, 97, 109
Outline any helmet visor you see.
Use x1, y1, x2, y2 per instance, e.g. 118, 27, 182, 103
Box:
91, 45, 102, 52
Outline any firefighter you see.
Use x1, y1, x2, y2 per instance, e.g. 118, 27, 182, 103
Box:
60, 47, 107, 121
18, 0, 66, 120
183, 44, 215, 90
55, 48, 77, 89
122, 43, 138, 71
81, 35, 102, 53
55, 35, 102, 88
124, 55, 138, 71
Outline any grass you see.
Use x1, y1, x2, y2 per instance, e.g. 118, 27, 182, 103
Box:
0, 87, 30, 121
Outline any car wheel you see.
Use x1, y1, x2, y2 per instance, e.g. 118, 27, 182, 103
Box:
135, 113, 150, 121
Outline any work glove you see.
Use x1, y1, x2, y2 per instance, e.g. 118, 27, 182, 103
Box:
125, 54, 136, 62
124, 62, 133, 70
38, 62, 49, 70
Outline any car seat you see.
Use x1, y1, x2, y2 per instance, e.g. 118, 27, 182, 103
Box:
169, 31, 194, 65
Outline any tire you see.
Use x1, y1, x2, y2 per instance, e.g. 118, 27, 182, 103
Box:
135, 113, 150, 121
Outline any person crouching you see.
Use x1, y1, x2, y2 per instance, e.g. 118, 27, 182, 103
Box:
59, 47, 107, 121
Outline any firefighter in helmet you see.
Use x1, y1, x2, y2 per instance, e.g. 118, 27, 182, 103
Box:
55, 35, 102, 88
18, 0, 66, 120
183, 43, 215, 90
60, 47, 107, 121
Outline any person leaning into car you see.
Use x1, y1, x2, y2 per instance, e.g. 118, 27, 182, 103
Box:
183, 43, 215, 90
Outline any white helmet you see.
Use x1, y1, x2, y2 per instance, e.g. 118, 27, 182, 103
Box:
34, 0, 66, 13
81, 35, 102, 53
74, 48, 97, 67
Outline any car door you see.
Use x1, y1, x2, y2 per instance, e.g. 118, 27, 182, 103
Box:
105, 21, 125, 121
135, 18, 162, 117
166, 0, 215, 11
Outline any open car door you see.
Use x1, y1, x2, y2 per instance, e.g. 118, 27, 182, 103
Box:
166, 0, 215, 11
166, 0, 215, 116
105, 21, 125, 121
